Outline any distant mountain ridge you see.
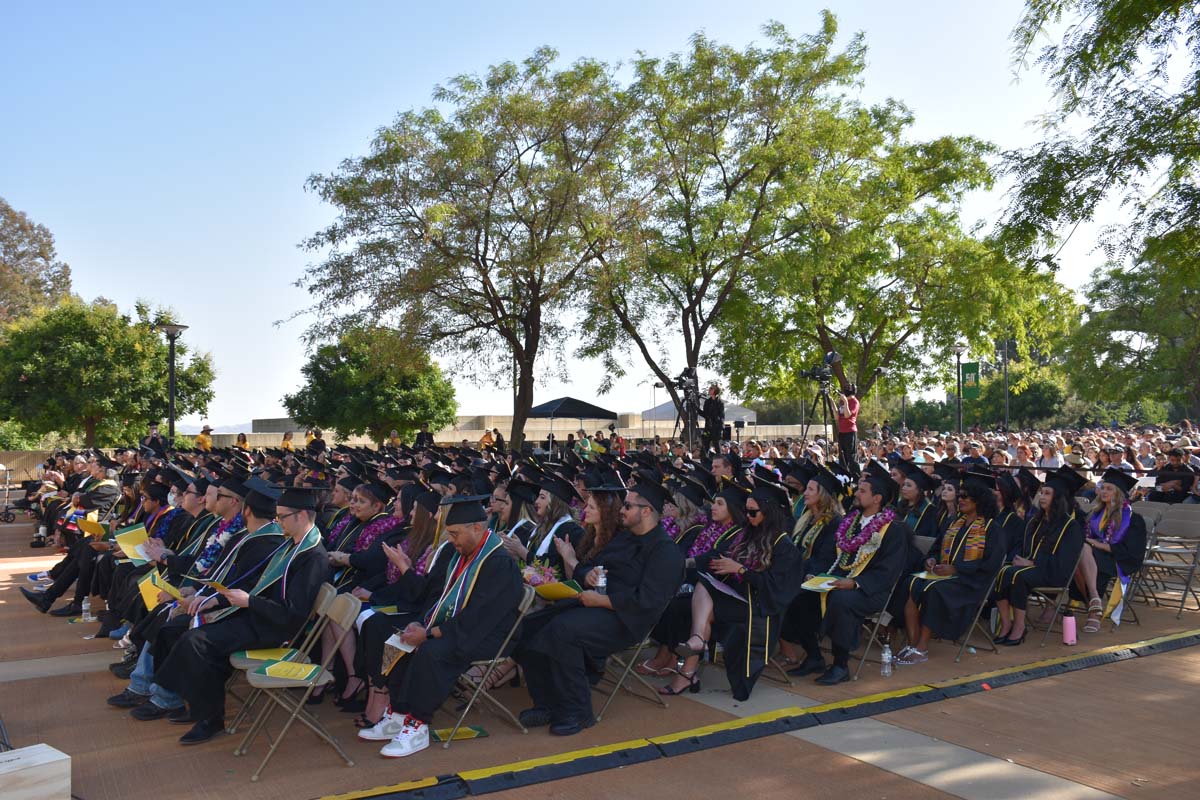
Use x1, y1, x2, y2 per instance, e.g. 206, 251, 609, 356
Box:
176, 422, 254, 435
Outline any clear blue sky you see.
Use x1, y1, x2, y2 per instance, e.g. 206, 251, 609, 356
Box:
1, 1, 1094, 427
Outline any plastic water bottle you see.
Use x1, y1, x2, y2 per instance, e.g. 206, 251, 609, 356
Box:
81, 597, 93, 623
880, 644, 893, 678
595, 567, 607, 595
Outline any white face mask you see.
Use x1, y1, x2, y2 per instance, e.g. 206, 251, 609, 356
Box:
167, 491, 178, 507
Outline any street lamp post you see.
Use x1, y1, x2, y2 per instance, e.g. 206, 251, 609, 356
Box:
952, 343, 968, 434
156, 323, 189, 447
1002, 339, 1010, 432
652, 382, 664, 443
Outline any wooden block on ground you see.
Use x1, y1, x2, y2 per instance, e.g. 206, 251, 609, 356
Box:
0, 743, 71, 800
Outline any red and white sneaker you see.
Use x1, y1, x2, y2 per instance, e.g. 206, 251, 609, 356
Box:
379, 715, 429, 758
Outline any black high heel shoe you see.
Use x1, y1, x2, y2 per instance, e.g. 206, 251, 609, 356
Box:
1000, 629, 1027, 647
657, 669, 700, 696
334, 675, 366, 709
673, 635, 708, 659
992, 629, 1012, 645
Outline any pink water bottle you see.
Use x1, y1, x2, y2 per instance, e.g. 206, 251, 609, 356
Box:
1061, 614, 1077, 646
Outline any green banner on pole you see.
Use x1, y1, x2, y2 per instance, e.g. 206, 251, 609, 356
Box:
961, 362, 981, 400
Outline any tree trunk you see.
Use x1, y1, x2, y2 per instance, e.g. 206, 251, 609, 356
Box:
84, 418, 97, 448
510, 357, 535, 451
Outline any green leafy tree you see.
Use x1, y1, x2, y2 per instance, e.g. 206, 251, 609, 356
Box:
1066, 227, 1200, 416
0, 419, 41, 450
282, 329, 457, 444
1004, 1, 1200, 260
300, 50, 626, 448
0, 299, 214, 446
0, 197, 73, 323
963, 364, 1067, 429
579, 16, 868, 417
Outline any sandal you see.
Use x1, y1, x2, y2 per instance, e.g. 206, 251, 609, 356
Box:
658, 669, 700, 696
1084, 613, 1102, 633
1087, 597, 1103, 613
673, 634, 708, 659
353, 713, 380, 729
635, 659, 675, 677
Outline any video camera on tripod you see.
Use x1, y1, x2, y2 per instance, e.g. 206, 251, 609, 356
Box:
799, 351, 841, 394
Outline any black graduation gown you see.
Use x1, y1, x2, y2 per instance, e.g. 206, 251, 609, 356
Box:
525, 519, 585, 574
516, 525, 683, 722
672, 523, 704, 556
997, 509, 1027, 563
906, 515, 1004, 640
386, 545, 523, 722
346, 520, 408, 584
781, 516, 840, 645
164, 513, 220, 582
1069, 512, 1148, 602
819, 516, 910, 654
701, 533, 802, 700
154, 541, 329, 720
994, 513, 1084, 607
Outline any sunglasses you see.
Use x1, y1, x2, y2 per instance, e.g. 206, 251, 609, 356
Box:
746, 508, 763, 517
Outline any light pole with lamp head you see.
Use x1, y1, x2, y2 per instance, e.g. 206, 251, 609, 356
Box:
952, 342, 968, 434
156, 323, 189, 448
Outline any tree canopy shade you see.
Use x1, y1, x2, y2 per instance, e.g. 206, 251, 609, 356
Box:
1067, 227, 1200, 418
282, 328, 458, 445
0, 197, 73, 324
578, 16, 869, 417
0, 300, 214, 447
526, 397, 617, 420
299, 48, 627, 449
1003, 1, 1200, 260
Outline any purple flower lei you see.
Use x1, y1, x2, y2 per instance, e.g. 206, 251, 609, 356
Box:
835, 507, 896, 554
688, 517, 734, 559
662, 515, 682, 542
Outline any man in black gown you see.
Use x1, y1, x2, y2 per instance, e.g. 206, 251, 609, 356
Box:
154, 480, 328, 744
792, 471, 909, 685
515, 481, 684, 735
356, 496, 522, 758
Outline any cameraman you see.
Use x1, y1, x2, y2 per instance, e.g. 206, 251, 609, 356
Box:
701, 383, 725, 452
835, 384, 860, 472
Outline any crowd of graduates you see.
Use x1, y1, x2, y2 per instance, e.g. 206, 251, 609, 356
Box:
12, 419, 1194, 759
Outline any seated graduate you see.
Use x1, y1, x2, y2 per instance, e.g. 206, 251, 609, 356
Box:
515, 480, 683, 736
992, 465, 1086, 646
896, 460, 939, 543
660, 477, 711, 555
492, 478, 540, 550
664, 480, 802, 699
356, 496, 522, 758
153, 479, 328, 744
786, 469, 910, 685
318, 474, 357, 535
326, 479, 395, 590
895, 471, 1004, 665
780, 465, 848, 670
932, 463, 962, 535
20, 454, 122, 615
503, 475, 585, 572
640, 483, 746, 677
1072, 468, 1148, 632
995, 470, 1032, 561
553, 479, 625, 582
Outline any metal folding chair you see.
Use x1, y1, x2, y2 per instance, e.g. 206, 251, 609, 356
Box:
853, 574, 903, 680
442, 584, 537, 748
592, 635, 670, 721
1029, 545, 1088, 647
233, 592, 362, 781
226, 582, 337, 734
1133, 521, 1200, 617
953, 568, 1002, 662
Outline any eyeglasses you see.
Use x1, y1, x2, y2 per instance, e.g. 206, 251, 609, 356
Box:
216, 491, 239, 502
276, 510, 304, 521
622, 501, 651, 511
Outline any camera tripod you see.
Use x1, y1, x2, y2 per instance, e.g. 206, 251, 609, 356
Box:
801, 384, 838, 445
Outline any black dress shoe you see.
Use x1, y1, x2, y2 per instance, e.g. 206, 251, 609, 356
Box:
518, 707, 552, 728
20, 586, 52, 613
179, 717, 225, 745
550, 715, 596, 736
814, 665, 851, 685
49, 602, 82, 618
787, 656, 827, 677
131, 702, 173, 721
111, 663, 135, 680
107, 690, 149, 709
168, 706, 195, 724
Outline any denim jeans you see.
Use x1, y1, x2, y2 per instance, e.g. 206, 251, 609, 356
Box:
129, 643, 184, 709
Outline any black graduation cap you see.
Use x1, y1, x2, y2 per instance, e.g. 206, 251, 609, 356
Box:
359, 479, 393, 505
1015, 467, 1042, 498
716, 481, 751, 513
505, 478, 540, 507
996, 469, 1020, 499
386, 465, 422, 482
811, 466, 849, 498
932, 461, 963, 485
962, 469, 997, 494
425, 467, 455, 486
278, 485, 323, 511
753, 464, 781, 484
440, 494, 489, 525
750, 480, 790, 512
897, 460, 937, 494
415, 490, 441, 515
95, 452, 121, 470
667, 478, 707, 508
1044, 465, 1087, 499
143, 482, 170, 503
629, 480, 670, 514
1099, 467, 1138, 496
539, 474, 580, 504
689, 462, 717, 494
863, 459, 900, 504
192, 476, 212, 495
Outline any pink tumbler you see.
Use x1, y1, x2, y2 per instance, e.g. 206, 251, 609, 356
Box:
1062, 614, 1077, 645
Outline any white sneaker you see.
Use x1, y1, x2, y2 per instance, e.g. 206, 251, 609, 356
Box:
357, 711, 406, 741
379, 716, 429, 758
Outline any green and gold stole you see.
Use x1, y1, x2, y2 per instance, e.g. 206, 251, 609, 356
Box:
206, 522, 321, 623
424, 531, 505, 628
